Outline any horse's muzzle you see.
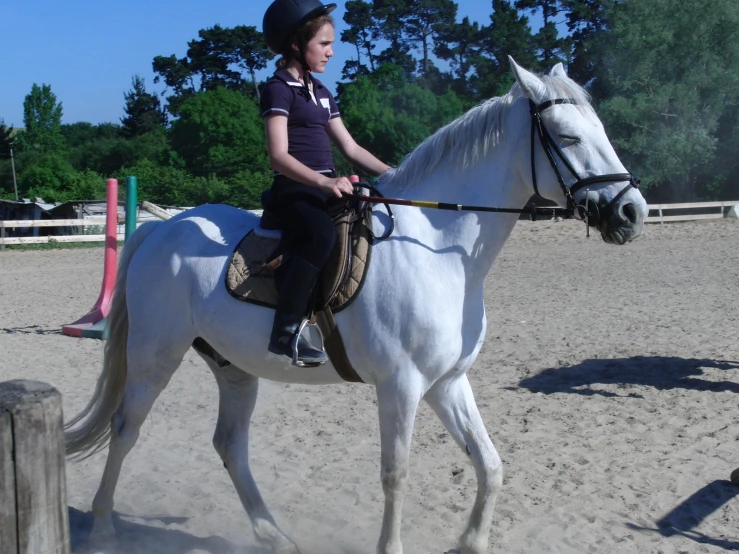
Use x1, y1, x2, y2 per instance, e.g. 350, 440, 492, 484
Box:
599, 197, 647, 245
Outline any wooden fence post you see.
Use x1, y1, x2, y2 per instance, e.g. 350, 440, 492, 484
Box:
140, 200, 173, 220
0, 380, 70, 554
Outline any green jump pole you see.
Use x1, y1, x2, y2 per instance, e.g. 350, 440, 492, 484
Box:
125, 176, 138, 241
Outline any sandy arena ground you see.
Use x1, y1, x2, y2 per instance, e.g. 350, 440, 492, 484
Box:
1, 218, 738, 554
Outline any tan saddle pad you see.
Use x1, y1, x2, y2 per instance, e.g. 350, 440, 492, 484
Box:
225, 209, 373, 382
226, 209, 372, 312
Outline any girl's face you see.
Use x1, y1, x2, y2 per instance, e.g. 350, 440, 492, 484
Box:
300, 22, 334, 73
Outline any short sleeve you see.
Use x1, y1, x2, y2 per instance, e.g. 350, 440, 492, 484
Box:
260, 80, 292, 118
327, 91, 340, 120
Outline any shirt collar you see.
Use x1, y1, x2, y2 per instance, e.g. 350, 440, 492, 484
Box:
274, 68, 324, 89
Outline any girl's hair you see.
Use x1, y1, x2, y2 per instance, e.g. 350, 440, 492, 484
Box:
276, 14, 334, 69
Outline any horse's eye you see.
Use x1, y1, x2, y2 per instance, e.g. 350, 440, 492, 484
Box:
559, 134, 580, 146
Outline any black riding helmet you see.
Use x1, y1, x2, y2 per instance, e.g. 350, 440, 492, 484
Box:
262, 0, 337, 54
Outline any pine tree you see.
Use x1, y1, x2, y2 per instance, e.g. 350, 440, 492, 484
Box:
434, 16, 482, 97
402, 0, 458, 76
227, 26, 275, 100
515, 0, 570, 64
562, 0, 613, 87
474, 0, 538, 98
121, 75, 168, 138
341, 0, 380, 79
372, 0, 417, 79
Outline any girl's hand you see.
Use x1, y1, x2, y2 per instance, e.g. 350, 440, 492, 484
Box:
319, 176, 354, 198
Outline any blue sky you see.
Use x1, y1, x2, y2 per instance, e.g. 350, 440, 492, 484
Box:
0, 0, 543, 127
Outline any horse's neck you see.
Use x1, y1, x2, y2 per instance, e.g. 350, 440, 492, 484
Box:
383, 149, 532, 284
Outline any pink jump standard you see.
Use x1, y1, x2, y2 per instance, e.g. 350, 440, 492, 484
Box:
61, 179, 119, 338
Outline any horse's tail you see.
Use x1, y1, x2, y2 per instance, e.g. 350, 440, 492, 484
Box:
65, 220, 163, 459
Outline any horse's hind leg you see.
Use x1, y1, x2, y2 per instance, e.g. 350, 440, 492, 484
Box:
90, 343, 186, 541
208, 361, 299, 554
424, 374, 502, 554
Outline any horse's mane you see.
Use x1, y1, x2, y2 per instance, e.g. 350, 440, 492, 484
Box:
383, 74, 593, 192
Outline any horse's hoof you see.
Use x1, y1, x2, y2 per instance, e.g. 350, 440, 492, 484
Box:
451, 536, 487, 554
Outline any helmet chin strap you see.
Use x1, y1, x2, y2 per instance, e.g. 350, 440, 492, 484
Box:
297, 43, 313, 98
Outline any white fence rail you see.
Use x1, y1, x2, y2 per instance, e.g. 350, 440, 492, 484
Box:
0, 218, 123, 249
647, 200, 739, 224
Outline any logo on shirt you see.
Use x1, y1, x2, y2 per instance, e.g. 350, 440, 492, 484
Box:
320, 98, 331, 111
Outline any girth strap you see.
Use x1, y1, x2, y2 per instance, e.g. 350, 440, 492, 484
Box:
315, 309, 364, 383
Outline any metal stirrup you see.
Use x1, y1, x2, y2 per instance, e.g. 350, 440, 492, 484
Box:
290, 318, 326, 367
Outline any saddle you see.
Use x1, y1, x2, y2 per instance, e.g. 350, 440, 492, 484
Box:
225, 189, 374, 382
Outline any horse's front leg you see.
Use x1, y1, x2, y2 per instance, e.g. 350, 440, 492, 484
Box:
375, 375, 424, 554
425, 373, 502, 554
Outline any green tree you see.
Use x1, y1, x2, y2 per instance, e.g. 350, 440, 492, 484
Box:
186, 26, 244, 92
341, 0, 380, 79
20, 84, 65, 154
59, 120, 169, 177
121, 75, 167, 138
339, 69, 464, 165
372, 0, 417, 79
98, 130, 170, 176
152, 54, 195, 116
117, 158, 269, 209
0, 119, 15, 159
562, 0, 613, 88
594, 0, 739, 200
709, 101, 739, 200
61, 122, 121, 148
153, 25, 273, 114
0, 122, 18, 198
514, 0, 570, 64
473, 0, 538, 99
24, 167, 107, 204
16, 153, 76, 201
402, 0, 458, 76
169, 87, 270, 182
434, 16, 482, 97
227, 26, 275, 100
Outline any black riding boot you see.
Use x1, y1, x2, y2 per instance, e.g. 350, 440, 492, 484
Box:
268, 256, 328, 366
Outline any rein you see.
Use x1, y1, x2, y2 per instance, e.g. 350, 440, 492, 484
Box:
346, 187, 574, 241
349, 96, 639, 240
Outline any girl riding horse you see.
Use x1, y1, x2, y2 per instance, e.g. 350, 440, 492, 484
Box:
261, 0, 392, 366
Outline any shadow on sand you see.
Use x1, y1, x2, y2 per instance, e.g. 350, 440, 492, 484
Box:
626, 480, 739, 550
515, 356, 739, 397
69, 506, 269, 554
1, 324, 63, 335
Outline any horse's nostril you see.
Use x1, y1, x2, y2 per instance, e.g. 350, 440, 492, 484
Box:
622, 202, 637, 225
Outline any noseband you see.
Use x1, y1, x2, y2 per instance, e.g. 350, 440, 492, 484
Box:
530, 98, 639, 226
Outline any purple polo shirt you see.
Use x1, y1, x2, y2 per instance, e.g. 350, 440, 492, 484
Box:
260, 69, 340, 173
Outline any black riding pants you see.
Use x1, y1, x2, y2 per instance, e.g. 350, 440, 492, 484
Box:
275, 193, 337, 269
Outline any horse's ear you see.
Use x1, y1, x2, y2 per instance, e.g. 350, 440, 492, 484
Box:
549, 62, 567, 78
509, 56, 546, 101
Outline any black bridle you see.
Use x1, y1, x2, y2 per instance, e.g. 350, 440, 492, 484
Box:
529, 98, 640, 227
345, 96, 641, 241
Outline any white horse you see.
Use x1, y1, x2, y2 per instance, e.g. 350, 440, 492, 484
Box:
65, 58, 648, 554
